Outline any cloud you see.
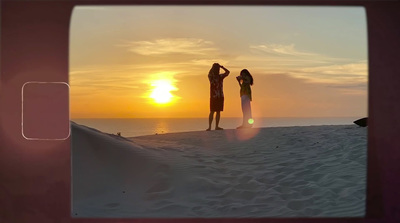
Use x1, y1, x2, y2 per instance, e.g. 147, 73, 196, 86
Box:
297, 62, 367, 76
238, 43, 368, 95
70, 66, 143, 97
119, 38, 218, 56
238, 43, 367, 91
293, 61, 368, 84
275, 61, 368, 95
248, 43, 355, 65
328, 80, 367, 95
250, 44, 317, 57
69, 69, 106, 75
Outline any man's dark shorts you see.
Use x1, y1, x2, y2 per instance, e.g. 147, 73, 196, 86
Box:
210, 97, 224, 112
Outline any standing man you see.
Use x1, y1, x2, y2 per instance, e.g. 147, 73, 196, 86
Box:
207, 63, 230, 131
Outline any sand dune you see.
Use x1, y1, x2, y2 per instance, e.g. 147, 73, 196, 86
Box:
71, 122, 367, 218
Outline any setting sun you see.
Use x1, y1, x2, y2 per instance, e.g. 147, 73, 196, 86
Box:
149, 79, 177, 104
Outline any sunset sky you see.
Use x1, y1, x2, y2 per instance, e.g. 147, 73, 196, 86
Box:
69, 6, 367, 119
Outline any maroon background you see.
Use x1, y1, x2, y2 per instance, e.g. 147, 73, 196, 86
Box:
22, 82, 70, 139
1, 0, 399, 223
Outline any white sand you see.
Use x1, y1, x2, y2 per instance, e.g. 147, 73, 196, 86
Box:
71, 122, 367, 218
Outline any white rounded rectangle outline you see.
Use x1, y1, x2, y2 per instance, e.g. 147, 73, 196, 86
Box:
21, 81, 71, 140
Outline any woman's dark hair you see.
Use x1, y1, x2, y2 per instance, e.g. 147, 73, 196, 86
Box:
241, 69, 254, 85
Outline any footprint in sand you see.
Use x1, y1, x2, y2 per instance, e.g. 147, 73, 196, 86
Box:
145, 164, 173, 198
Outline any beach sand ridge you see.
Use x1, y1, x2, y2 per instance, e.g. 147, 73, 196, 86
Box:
71, 122, 366, 218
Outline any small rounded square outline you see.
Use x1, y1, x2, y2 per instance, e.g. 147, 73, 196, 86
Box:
21, 81, 71, 141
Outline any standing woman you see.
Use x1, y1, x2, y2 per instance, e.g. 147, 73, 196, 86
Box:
236, 69, 254, 129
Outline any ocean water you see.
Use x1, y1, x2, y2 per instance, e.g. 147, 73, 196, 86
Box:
71, 117, 360, 137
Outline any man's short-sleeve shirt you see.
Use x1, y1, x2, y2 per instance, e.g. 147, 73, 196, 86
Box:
208, 71, 228, 98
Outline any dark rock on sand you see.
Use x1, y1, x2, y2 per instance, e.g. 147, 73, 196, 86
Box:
353, 117, 368, 127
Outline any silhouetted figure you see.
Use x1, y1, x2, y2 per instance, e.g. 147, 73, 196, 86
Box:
207, 63, 230, 131
236, 69, 254, 129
